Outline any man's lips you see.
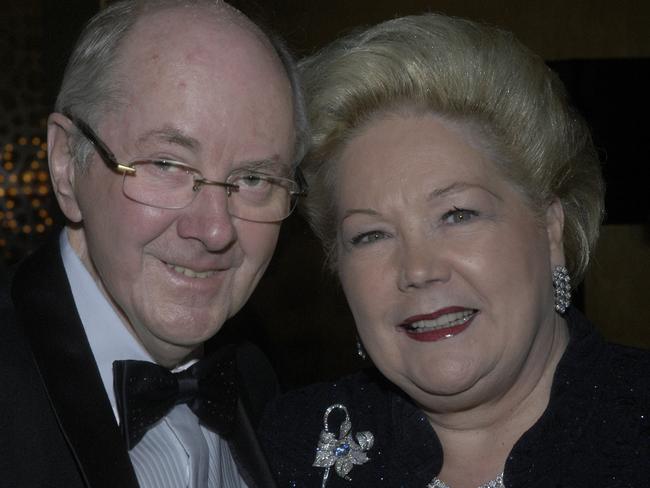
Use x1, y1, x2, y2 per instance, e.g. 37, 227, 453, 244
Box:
399, 306, 479, 341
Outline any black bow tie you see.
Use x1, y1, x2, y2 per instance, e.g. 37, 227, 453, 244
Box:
113, 346, 238, 450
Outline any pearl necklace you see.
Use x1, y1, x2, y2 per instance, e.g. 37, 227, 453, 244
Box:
427, 472, 505, 488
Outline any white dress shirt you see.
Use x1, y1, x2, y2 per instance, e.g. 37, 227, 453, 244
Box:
60, 231, 248, 488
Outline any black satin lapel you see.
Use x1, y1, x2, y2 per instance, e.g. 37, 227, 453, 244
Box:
11, 238, 139, 487
228, 400, 278, 488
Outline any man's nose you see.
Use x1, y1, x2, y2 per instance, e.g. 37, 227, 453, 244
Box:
175, 185, 237, 251
396, 233, 450, 292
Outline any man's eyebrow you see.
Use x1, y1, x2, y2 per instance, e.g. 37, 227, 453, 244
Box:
427, 181, 503, 201
136, 126, 201, 151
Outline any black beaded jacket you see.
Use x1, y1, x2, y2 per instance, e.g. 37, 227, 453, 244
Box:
259, 309, 650, 487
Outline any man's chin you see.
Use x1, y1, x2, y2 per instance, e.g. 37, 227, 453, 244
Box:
134, 313, 226, 362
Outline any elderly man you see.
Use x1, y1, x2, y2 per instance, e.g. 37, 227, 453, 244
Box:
0, 1, 306, 487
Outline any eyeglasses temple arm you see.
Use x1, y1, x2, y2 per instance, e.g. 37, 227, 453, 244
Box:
62, 109, 135, 175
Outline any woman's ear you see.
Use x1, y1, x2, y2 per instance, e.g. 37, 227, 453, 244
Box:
48, 112, 83, 223
545, 197, 566, 266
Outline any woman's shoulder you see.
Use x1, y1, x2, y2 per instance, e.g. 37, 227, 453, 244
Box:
552, 324, 650, 485
567, 308, 650, 399
597, 340, 650, 408
598, 341, 650, 421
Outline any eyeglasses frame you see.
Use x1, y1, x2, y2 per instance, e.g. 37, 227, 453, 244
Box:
62, 109, 308, 218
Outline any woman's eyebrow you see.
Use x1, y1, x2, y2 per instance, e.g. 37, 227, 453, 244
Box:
427, 181, 503, 202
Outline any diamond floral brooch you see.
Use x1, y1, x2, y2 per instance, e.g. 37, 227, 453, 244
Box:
312, 403, 374, 487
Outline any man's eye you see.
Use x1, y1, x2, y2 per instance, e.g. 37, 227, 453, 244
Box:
152, 160, 182, 173
241, 174, 263, 186
233, 171, 274, 188
350, 231, 388, 246
441, 207, 478, 224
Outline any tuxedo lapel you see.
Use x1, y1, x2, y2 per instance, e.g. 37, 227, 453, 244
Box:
12, 238, 139, 488
225, 341, 279, 487
228, 400, 278, 488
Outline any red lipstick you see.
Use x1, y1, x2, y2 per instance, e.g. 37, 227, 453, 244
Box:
400, 306, 478, 342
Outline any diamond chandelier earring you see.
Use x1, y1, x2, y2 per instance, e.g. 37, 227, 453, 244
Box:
552, 265, 571, 315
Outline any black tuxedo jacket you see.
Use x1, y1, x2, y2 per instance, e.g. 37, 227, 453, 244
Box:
0, 238, 278, 488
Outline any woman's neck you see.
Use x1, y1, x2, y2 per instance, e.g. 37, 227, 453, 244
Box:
426, 316, 570, 488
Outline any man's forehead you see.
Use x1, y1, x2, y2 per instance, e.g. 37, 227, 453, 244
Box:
94, 3, 295, 166
123, 4, 272, 61
112, 6, 283, 95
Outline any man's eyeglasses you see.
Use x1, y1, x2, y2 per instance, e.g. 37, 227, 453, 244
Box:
63, 110, 307, 223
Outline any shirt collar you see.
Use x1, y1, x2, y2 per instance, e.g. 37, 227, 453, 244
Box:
60, 229, 153, 421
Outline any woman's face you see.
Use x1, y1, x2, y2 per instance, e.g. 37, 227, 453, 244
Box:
336, 112, 566, 412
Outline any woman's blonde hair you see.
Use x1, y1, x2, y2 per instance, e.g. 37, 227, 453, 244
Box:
299, 13, 604, 284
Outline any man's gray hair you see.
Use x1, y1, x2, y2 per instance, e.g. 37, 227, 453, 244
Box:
55, 0, 309, 170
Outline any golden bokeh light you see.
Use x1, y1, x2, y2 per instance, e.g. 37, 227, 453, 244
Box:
1, 132, 56, 262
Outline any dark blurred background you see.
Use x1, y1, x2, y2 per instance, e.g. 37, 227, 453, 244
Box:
1, 0, 648, 389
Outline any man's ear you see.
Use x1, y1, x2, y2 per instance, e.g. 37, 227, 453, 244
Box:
48, 112, 83, 223
545, 197, 566, 266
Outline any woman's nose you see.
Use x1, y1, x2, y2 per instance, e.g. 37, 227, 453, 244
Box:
397, 234, 450, 291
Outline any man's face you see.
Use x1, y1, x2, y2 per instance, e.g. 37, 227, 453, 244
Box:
58, 9, 295, 365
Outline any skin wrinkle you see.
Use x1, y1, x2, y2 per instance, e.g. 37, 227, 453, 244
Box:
51, 5, 295, 368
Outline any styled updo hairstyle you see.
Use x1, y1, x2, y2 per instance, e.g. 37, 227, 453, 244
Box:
299, 13, 604, 284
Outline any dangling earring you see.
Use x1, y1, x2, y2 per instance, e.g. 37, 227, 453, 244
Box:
356, 336, 367, 360
552, 265, 571, 315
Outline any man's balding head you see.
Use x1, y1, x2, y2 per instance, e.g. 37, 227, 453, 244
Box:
56, 0, 307, 170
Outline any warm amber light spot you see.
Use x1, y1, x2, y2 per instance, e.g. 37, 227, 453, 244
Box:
8, 188, 18, 197
6, 200, 15, 209
45, 217, 54, 226
18, 137, 27, 145
3, 162, 14, 171
36, 224, 46, 233
38, 185, 49, 195
22, 225, 32, 234
32, 137, 41, 146
9, 174, 17, 183
4, 143, 13, 151
37, 150, 46, 159
41, 142, 47, 150
31, 199, 41, 208
8, 219, 17, 229
23, 186, 33, 195
22, 172, 33, 183
0, 188, 4, 197
37, 171, 49, 182
30, 160, 40, 170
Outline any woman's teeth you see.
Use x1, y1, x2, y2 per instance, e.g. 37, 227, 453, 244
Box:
407, 310, 476, 331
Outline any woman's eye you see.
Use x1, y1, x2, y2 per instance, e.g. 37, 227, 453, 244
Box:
442, 207, 478, 224
350, 231, 388, 246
